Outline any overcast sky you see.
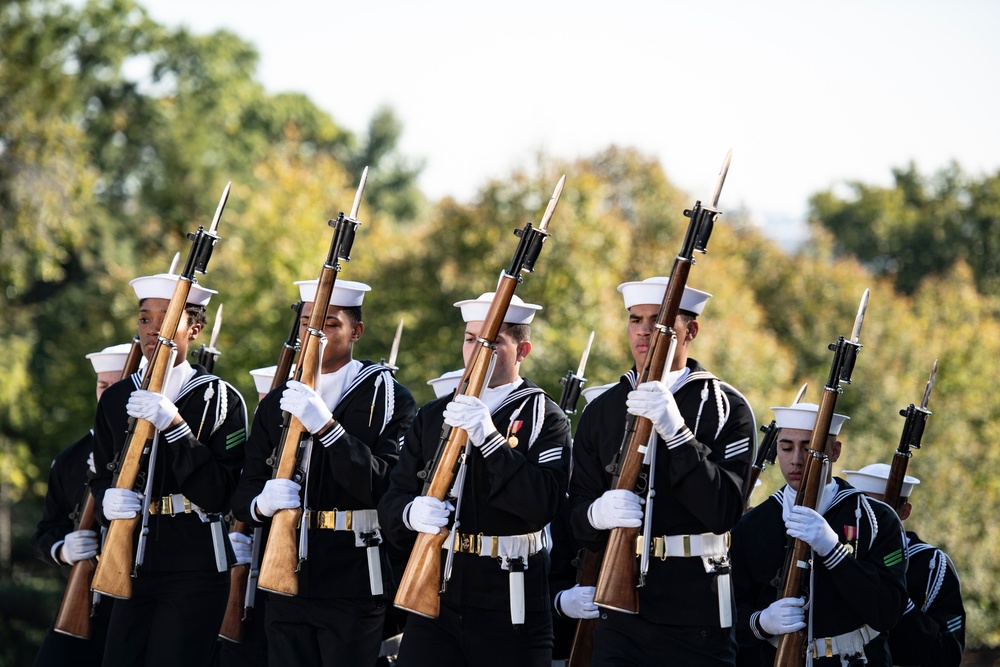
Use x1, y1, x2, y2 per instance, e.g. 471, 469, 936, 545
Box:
130, 0, 999, 247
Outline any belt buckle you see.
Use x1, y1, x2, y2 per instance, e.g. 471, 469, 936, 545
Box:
683, 534, 692, 558
161, 495, 174, 516
459, 534, 473, 554
318, 511, 335, 530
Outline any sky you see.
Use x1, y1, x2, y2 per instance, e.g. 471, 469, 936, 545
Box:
129, 0, 1000, 248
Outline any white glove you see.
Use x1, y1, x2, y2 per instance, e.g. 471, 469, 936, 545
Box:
103, 488, 143, 520
59, 529, 99, 564
588, 489, 643, 530
626, 381, 685, 440
229, 531, 253, 565
253, 478, 302, 518
126, 389, 179, 431
556, 585, 599, 619
785, 505, 840, 556
280, 380, 333, 434
405, 496, 454, 535
758, 596, 807, 636
442, 394, 496, 448
86, 451, 96, 475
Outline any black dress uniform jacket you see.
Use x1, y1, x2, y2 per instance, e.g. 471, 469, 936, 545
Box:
91, 364, 248, 572
32, 431, 94, 566
730, 479, 909, 667
232, 360, 415, 599
568, 359, 755, 626
379, 379, 572, 614
887, 531, 966, 667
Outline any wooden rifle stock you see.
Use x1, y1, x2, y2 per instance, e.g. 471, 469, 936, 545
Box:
219, 520, 251, 642
394, 175, 564, 618
773, 290, 868, 667
567, 548, 602, 667
55, 338, 142, 637
91, 184, 228, 599
257, 170, 366, 597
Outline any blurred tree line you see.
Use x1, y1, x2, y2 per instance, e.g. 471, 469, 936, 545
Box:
2, 0, 1000, 664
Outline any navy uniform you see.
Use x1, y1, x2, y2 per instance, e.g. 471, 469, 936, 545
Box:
91, 276, 248, 667
231, 279, 416, 666
731, 407, 908, 667
569, 279, 755, 667
844, 464, 966, 667
379, 293, 572, 667
32, 344, 137, 666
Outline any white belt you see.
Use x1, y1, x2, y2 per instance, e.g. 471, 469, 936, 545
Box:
305, 508, 383, 596
637, 532, 730, 559
808, 624, 879, 662
449, 530, 546, 558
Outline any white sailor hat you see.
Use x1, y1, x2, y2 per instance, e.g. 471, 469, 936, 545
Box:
294, 279, 371, 307
617, 277, 712, 315
427, 369, 465, 398
453, 292, 542, 324
582, 381, 617, 405
844, 463, 920, 498
130, 273, 217, 306
771, 402, 849, 436
249, 365, 285, 395
85, 343, 134, 374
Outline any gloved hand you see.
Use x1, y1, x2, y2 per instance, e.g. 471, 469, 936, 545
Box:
59, 529, 99, 564
280, 380, 333, 434
229, 531, 253, 565
442, 394, 496, 448
588, 489, 644, 530
86, 451, 96, 475
253, 478, 302, 518
103, 488, 143, 520
758, 596, 806, 636
626, 381, 685, 440
556, 584, 599, 619
126, 389, 179, 431
405, 496, 454, 534
785, 505, 839, 556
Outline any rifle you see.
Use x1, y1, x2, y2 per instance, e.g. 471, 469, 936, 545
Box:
745, 384, 808, 506
91, 184, 231, 599
594, 151, 732, 613
773, 289, 870, 667
193, 303, 224, 372
53, 339, 144, 637
566, 548, 601, 667
256, 168, 368, 596
558, 331, 595, 415
379, 318, 404, 375
882, 360, 937, 513
219, 302, 305, 642
393, 175, 565, 619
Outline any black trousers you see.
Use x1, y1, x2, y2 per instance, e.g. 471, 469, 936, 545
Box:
592, 609, 736, 667
34, 594, 114, 667
101, 570, 229, 667
264, 594, 385, 666
396, 602, 553, 667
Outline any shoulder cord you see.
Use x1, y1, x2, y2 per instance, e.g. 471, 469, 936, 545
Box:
691, 379, 730, 441
924, 549, 947, 612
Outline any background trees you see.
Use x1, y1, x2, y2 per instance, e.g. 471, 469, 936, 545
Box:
3, 0, 1000, 663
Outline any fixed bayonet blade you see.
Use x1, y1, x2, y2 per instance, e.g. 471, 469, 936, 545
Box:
921, 359, 938, 410
208, 303, 223, 350
167, 252, 181, 275
350, 167, 369, 220
576, 330, 595, 377
793, 382, 808, 404
850, 288, 870, 344
538, 175, 566, 232
388, 318, 404, 368
209, 181, 231, 234
710, 149, 733, 209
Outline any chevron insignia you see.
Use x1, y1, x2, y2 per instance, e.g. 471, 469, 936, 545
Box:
883, 548, 904, 567
226, 427, 246, 450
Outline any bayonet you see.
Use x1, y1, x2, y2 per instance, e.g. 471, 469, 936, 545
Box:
576, 331, 595, 378
350, 167, 368, 220
208, 303, 224, 351
538, 175, 565, 232
921, 359, 938, 410
388, 318, 403, 369
209, 182, 231, 235
710, 149, 733, 209
168, 253, 181, 275
851, 289, 870, 344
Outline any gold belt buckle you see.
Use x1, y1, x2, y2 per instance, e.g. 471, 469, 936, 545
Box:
459, 534, 473, 553
683, 534, 692, 558
317, 510, 335, 529
161, 495, 174, 516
